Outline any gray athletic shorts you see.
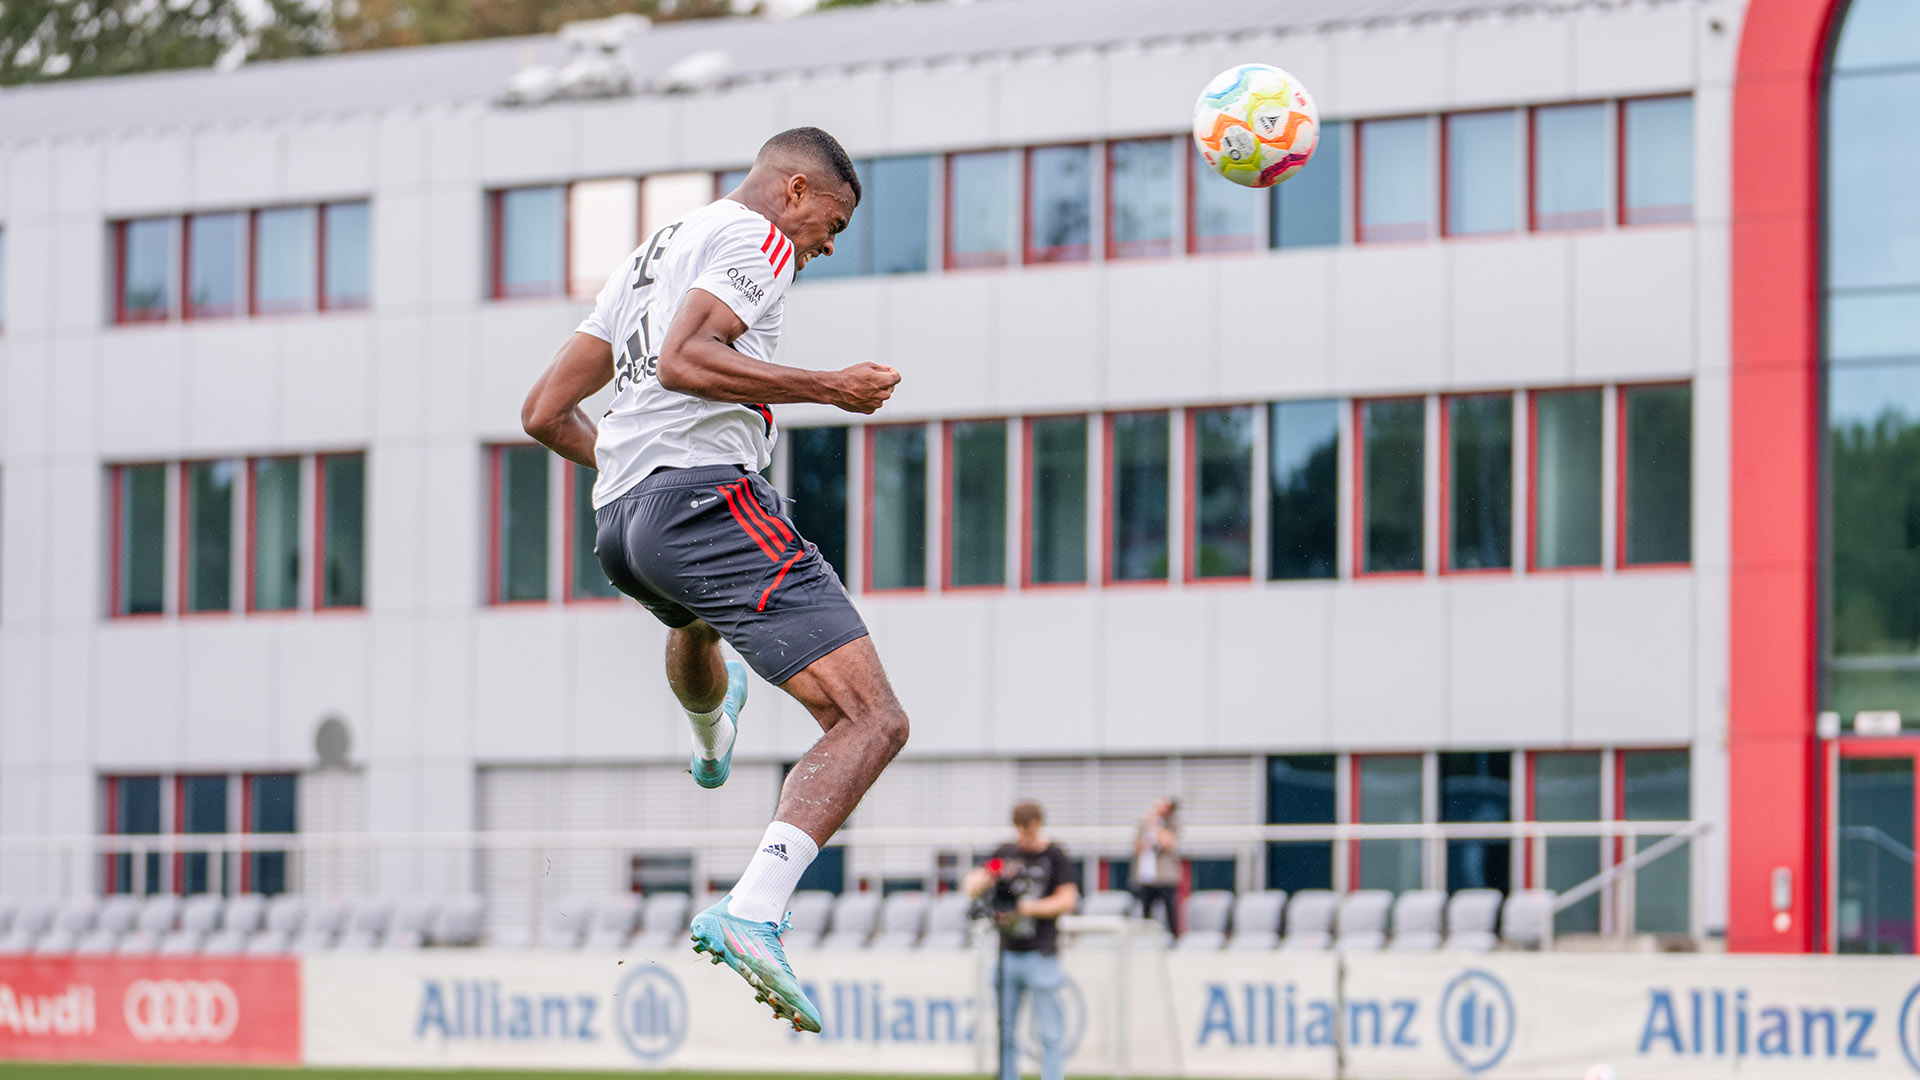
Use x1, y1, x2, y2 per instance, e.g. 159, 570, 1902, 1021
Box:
593, 464, 869, 685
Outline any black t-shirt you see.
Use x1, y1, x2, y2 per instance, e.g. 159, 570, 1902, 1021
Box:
990, 842, 1074, 954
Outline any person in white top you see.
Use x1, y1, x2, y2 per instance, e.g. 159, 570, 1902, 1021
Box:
521, 127, 905, 1034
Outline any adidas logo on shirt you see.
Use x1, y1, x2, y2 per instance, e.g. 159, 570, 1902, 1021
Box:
762, 843, 789, 861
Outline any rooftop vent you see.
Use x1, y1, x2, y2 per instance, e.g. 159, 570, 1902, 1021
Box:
499, 13, 649, 107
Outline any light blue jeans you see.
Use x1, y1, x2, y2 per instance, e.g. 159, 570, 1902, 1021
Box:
995, 949, 1065, 1080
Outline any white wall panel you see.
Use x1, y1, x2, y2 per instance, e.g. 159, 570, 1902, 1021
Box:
1571, 230, 1695, 382
1217, 250, 1336, 401
284, 118, 377, 201
426, 107, 483, 188
4, 338, 52, 460
999, 54, 1105, 146
363, 620, 423, 760
417, 440, 480, 608
784, 73, 889, 158
0, 466, 48, 626
886, 63, 998, 154
991, 592, 1099, 754
47, 338, 100, 460
422, 314, 480, 438
51, 216, 105, 336
1571, 4, 1696, 100
575, 96, 682, 178
778, 278, 887, 376
185, 322, 280, 453
370, 190, 432, 313
371, 314, 430, 440
0, 631, 47, 765
1211, 585, 1335, 751
480, 109, 580, 186
44, 460, 100, 626
422, 187, 483, 310
412, 614, 477, 756
1448, 238, 1572, 388
1101, 44, 1220, 140
871, 596, 992, 757
283, 316, 377, 447
1569, 574, 1694, 744
102, 136, 189, 216
181, 622, 274, 764
366, 444, 427, 614
1, 219, 55, 339
52, 142, 104, 219
374, 113, 432, 192
1329, 583, 1446, 747
475, 302, 576, 436
884, 274, 993, 418
1107, 262, 1209, 407
1333, 246, 1447, 393
43, 629, 94, 766
1100, 591, 1208, 752
473, 609, 573, 760
99, 331, 189, 457
190, 127, 282, 208
274, 619, 372, 764
1446, 577, 1568, 744
566, 605, 676, 762
1333, 24, 1449, 118
1449, 15, 1574, 108
995, 270, 1100, 413
94, 625, 184, 767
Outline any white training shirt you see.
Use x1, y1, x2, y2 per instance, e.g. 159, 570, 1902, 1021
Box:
577, 198, 799, 509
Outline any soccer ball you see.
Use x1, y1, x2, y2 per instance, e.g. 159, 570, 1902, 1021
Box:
1191, 63, 1320, 188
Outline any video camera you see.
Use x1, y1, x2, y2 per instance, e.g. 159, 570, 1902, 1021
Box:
973, 857, 1042, 944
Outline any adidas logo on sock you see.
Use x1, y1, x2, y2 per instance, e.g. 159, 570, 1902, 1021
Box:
762, 843, 789, 861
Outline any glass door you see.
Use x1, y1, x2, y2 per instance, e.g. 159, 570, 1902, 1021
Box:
1831, 740, 1920, 953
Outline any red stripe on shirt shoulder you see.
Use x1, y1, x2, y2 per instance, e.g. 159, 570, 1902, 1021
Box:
774, 239, 793, 277
760, 221, 777, 254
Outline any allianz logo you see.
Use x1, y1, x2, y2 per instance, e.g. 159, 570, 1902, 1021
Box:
1637, 985, 1920, 1066
415, 980, 602, 1043
0, 984, 96, 1037
1198, 970, 1515, 1073
798, 979, 978, 1044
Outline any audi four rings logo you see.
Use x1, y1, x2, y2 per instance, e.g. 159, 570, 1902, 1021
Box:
123, 979, 240, 1043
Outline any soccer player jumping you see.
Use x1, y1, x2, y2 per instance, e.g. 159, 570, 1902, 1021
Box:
520, 127, 908, 1033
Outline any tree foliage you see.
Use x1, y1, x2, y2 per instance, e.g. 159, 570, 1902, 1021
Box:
330, 0, 730, 52
0, 0, 330, 85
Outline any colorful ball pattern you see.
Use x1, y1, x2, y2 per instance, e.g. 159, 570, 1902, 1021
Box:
1192, 63, 1320, 189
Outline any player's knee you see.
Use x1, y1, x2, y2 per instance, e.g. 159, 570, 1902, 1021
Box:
876, 708, 910, 756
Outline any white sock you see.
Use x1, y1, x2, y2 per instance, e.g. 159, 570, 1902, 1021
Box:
727, 821, 818, 924
686, 702, 735, 762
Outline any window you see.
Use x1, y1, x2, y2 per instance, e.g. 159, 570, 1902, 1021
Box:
1827, 363, 1920, 721
1444, 394, 1513, 572
1620, 384, 1691, 566
491, 444, 550, 603
869, 156, 933, 275
1271, 121, 1345, 249
245, 773, 297, 897
1357, 398, 1425, 575
322, 201, 372, 309
799, 161, 873, 280
113, 464, 167, 616
1620, 750, 1690, 935
1265, 755, 1335, 892
1532, 751, 1602, 933
946, 150, 1018, 269
1109, 138, 1175, 258
1107, 411, 1170, 583
490, 186, 567, 299
183, 460, 235, 613
640, 172, 710, 238
186, 213, 245, 319
568, 462, 618, 601
1531, 103, 1608, 230
567, 179, 640, 297
1440, 752, 1510, 893
1530, 388, 1603, 570
1025, 145, 1091, 263
1025, 415, 1088, 586
786, 427, 849, 580
1358, 118, 1433, 242
1445, 111, 1519, 236
317, 453, 365, 609
1188, 406, 1253, 580
1269, 400, 1339, 580
1188, 146, 1259, 253
1356, 755, 1423, 893
867, 424, 927, 591
105, 775, 163, 895
1621, 97, 1694, 225
253, 206, 318, 313
116, 217, 178, 322
249, 457, 301, 612
946, 420, 1007, 588
177, 775, 229, 896
715, 168, 750, 197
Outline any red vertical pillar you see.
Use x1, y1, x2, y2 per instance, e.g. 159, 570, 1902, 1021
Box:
1727, 0, 1842, 953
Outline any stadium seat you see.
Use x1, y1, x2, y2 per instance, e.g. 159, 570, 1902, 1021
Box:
223, 894, 268, 934
180, 894, 224, 935
1225, 890, 1286, 951
869, 891, 927, 949
1386, 890, 1445, 951
199, 929, 248, 955
920, 893, 974, 949
429, 896, 481, 947
55, 897, 99, 935
586, 895, 641, 950
157, 930, 204, 955
1174, 890, 1233, 951
0, 898, 15, 936
538, 897, 591, 949
0, 927, 35, 954
98, 895, 142, 935
1334, 890, 1393, 952
115, 930, 159, 955
74, 929, 120, 955
138, 895, 181, 936
245, 929, 293, 954
265, 895, 307, 936
1080, 890, 1136, 919
782, 890, 836, 950
631, 892, 691, 951
1500, 889, 1556, 950
1444, 889, 1503, 952
33, 928, 79, 955
339, 897, 395, 950
1280, 890, 1337, 951
487, 925, 533, 950
293, 901, 344, 953
822, 891, 882, 949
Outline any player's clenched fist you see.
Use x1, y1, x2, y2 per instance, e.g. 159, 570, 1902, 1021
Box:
828, 362, 901, 414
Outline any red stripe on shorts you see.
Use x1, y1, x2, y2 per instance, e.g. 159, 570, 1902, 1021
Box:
728, 480, 794, 545
719, 485, 780, 560
756, 546, 807, 612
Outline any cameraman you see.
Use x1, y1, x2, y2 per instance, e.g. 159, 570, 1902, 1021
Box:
964, 800, 1078, 1080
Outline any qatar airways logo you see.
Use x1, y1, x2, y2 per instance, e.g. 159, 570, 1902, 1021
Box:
725, 268, 765, 306
0, 983, 97, 1037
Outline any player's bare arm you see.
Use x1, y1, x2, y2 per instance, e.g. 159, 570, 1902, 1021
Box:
520, 332, 614, 468
657, 287, 900, 414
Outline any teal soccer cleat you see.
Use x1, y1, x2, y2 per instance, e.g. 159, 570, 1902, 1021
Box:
689, 896, 823, 1033
691, 660, 749, 789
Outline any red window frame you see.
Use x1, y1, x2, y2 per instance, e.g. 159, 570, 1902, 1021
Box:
944, 150, 1018, 271
109, 462, 168, 619
238, 773, 254, 893
1102, 409, 1172, 586
1438, 391, 1515, 576
1352, 397, 1427, 580
1104, 137, 1176, 260
1023, 143, 1093, 265
314, 452, 366, 612
941, 417, 1010, 592
1185, 146, 1259, 255
1617, 380, 1694, 571
488, 185, 572, 300
1354, 116, 1435, 244
1612, 747, 1692, 877
1520, 749, 1606, 890
1524, 386, 1606, 574
1020, 413, 1091, 590
248, 206, 321, 316
862, 423, 929, 594
562, 460, 618, 604
244, 455, 303, 614
178, 459, 233, 616
1350, 752, 1425, 891
487, 442, 549, 606
1528, 102, 1611, 233
171, 773, 225, 897
112, 217, 177, 324
182, 212, 245, 321
318, 201, 372, 312
1618, 95, 1695, 227
1183, 405, 1255, 584
1440, 109, 1520, 239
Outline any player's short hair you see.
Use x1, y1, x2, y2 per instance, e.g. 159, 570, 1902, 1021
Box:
1012, 801, 1045, 829
758, 126, 862, 206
